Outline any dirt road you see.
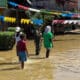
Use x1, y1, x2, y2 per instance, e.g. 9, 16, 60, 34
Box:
0, 34, 80, 80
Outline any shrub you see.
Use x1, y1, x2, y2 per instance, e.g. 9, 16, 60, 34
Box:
7, 27, 16, 32
0, 31, 15, 50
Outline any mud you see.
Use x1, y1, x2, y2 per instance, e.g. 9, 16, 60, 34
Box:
0, 34, 80, 80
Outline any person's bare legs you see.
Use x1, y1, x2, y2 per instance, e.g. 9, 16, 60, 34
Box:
46, 49, 50, 58
21, 61, 24, 69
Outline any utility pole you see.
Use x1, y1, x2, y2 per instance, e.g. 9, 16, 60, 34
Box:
16, 8, 20, 26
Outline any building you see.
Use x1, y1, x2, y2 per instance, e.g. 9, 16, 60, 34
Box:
31, 0, 56, 10
31, 0, 78, 12
78, 0, 80, 12
0, 0, 7, 15
0, 0, 7, 31
65, 0, 78, 12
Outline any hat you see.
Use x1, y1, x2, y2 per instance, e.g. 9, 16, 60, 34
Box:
45, 25, 51, 33
16, 27, 21, 32
20, 32, 23, 35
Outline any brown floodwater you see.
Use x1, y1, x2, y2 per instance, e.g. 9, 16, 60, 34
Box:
0, 34, 80, 80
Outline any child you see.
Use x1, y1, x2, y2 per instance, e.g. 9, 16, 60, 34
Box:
43, 25, 54, 58
17, 33, 28, 69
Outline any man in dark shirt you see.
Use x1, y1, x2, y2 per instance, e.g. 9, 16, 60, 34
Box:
34, 28, 42, 55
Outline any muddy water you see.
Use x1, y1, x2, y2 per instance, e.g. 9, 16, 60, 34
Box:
0, 34, 80, 80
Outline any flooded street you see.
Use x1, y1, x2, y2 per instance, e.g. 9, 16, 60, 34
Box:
0, 34, 80, 80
